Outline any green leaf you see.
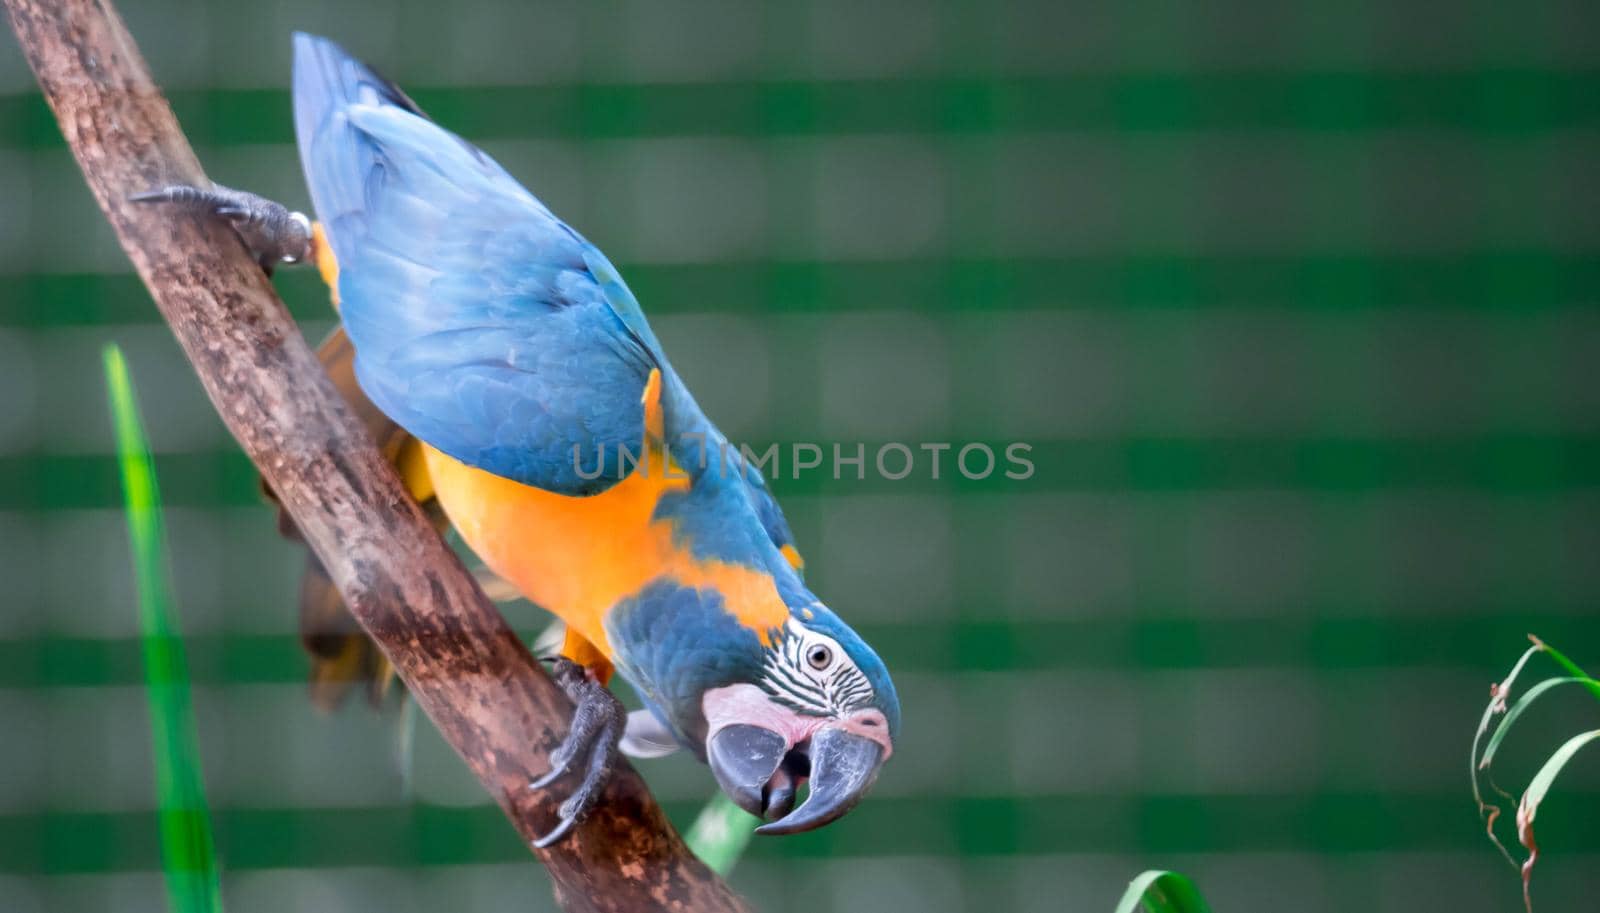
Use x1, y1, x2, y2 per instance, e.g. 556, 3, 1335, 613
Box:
684, 793, 759, 877
1481, 677, 1600, 770
1516, 729, 1600, 912
1113, 870, 1213, 913
104, 345, 224, 913
1522, 729, 1600, 825
1529, 635, 1600, 705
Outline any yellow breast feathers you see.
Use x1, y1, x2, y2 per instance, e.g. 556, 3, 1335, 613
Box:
419, 370, 791, 664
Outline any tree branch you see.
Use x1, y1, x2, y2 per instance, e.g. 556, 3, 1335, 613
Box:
2, 2, 750, 910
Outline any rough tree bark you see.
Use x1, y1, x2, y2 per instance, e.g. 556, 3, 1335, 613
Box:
1, 2, 751, 911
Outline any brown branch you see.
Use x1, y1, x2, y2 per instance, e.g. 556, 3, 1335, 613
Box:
2, 2, 751, 910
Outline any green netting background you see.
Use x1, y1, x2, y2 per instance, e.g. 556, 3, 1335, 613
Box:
1, 2, 1598, 911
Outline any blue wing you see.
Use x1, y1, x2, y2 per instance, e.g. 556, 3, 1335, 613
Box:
292, 33, 652, 493
291, 31, 808, 560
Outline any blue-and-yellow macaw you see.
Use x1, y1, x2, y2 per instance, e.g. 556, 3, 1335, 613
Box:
137, 33, 899, 846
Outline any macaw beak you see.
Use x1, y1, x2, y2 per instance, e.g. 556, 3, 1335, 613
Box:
707, 723, 886, 835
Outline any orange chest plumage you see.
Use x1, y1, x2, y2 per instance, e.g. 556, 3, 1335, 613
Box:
421, 444, 791, 660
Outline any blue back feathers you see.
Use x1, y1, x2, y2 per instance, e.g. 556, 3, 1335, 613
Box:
294, 32, 653, 493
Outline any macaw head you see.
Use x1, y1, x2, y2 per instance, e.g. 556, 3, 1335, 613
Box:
701, 606, 900, 834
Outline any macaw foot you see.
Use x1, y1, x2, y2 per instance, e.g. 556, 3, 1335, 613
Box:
131, 183, 312, 271
528, 657, 625, 847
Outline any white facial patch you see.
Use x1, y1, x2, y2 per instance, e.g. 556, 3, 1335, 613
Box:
757, 618, 875, 719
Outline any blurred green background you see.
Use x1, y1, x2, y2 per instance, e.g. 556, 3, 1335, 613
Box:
2, 1, 1600, 911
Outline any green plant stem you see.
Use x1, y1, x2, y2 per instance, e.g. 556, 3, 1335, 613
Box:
105, 344, 223, 913
684, 793, 759, 877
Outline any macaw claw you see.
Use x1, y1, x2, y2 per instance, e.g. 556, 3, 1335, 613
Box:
528, 657, 626, 848
131, 183, 312, 271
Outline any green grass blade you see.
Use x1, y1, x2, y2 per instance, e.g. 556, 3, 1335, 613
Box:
1522, 729, 1600, 826
684, 793, 759, 877
1517, 728, 1600, 911
104, 344, 224, 913
1529, 635, 1600, 704
1481, 677, 1600, 770
1114, 870, 1213, 913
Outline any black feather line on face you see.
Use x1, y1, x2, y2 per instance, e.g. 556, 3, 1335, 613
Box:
762, 667, 827, 710
830, 686, 871, 712
785, 634, 807, 669
830, 666, 873, 709
834, 666, 864, 691
760, 680, 831, 718
769, 659, 819, 695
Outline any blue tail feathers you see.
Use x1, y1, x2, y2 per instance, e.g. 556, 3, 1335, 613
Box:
290, 33, 426, 264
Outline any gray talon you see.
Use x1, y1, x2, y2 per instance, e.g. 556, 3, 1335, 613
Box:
132, 182, 312, 270
528, 658, 625, 848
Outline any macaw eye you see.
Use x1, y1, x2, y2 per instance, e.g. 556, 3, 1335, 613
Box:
806, 644, 832, 670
